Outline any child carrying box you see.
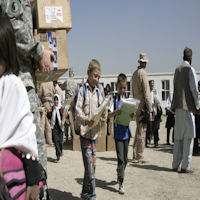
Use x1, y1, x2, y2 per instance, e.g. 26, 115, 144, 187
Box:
75, 59, 104, 200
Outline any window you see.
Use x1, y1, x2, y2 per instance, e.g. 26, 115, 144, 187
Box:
162, 80, 170, 101
111, 82, 115, 92
111, 82, 117, 96
126, 81, 131, 97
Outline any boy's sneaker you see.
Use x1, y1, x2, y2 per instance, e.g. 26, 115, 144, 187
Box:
119, 183, 125, 195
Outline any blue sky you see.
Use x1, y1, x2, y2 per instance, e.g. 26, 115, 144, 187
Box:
67, 0, 200, 76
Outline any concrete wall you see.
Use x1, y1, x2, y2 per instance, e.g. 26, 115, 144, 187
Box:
59, 71, 200, 109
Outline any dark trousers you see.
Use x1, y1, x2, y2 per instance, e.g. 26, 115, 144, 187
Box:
146, 121, 153, 145
153, 128, 159, 145
115, 139, 130, 183
52, 128, 63, 159
80, 136, 97, 200
167, 128, 174, 144
193, 138, 199, 154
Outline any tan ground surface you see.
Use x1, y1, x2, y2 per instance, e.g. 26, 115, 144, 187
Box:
46, 118, 200, 200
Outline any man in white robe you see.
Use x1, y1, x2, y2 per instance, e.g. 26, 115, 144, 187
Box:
171, 47, 200, 173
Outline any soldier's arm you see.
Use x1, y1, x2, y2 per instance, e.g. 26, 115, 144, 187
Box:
37, 84, 43, 99
61, 81, 67, 90
8, 1, 44, 63
141, 71, 152, 113
3, 1, 54, 72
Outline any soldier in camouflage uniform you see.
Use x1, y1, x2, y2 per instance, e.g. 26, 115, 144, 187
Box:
61, 68, 78, 141
0, 0, 54, 171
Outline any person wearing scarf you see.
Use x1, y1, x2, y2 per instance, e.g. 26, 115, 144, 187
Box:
0, 74, 42, 199
48, 94, 65, 161
0, 15, 41, 199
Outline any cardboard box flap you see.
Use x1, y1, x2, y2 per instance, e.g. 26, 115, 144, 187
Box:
35, 0, 72, 31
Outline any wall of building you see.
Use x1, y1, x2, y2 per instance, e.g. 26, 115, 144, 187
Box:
59, 72, 200, 108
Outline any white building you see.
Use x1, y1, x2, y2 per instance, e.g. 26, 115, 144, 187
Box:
59, 72, 200, 108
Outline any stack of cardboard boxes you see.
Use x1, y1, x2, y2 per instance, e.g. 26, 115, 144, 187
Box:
32, 0, 72, 82
32, 0, 115, 152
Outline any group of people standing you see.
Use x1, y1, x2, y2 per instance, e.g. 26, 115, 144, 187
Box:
71, 50, 200, 200
132, 49, 200, 176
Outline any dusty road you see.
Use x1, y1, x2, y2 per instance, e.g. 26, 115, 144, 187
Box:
46, 118, 200, 200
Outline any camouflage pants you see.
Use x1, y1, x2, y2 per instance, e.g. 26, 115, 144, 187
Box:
133, 115, 147, 160
28, 89, 47, 170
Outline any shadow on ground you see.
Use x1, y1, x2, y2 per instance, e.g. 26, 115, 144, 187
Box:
130, 163, 172, 172
75, 178, 118, 193
97, 156, 117, 162
47, 157, 57, 163
48, 188, 80, 200
154, 144, 173, 154
62, 141, 73, 150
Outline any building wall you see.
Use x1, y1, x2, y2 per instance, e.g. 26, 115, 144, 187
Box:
59, 72, 200, 108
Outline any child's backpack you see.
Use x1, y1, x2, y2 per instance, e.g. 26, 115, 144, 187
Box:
72, 84, 99, 135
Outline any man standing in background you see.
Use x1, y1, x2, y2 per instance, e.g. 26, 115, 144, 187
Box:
146, 80, 156, 147
171, 47, 200, 173
38, 81, 55, 145
61, 68, 78, 141
132, 53, 152, 163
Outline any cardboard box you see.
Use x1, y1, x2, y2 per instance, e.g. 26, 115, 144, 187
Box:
106, 117, 115, 151
34, 0, 72, 31
73, 134, 81, 151
34, 30, 68, 82
106, 135, 115, 151
72, 121, 107, 152
96, 121, 107, 152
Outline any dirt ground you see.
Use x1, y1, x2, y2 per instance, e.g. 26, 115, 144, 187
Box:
46, 117, 200, 200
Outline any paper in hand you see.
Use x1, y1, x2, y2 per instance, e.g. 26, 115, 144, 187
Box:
115, 98, 140, 126
85, 95, 111, 133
